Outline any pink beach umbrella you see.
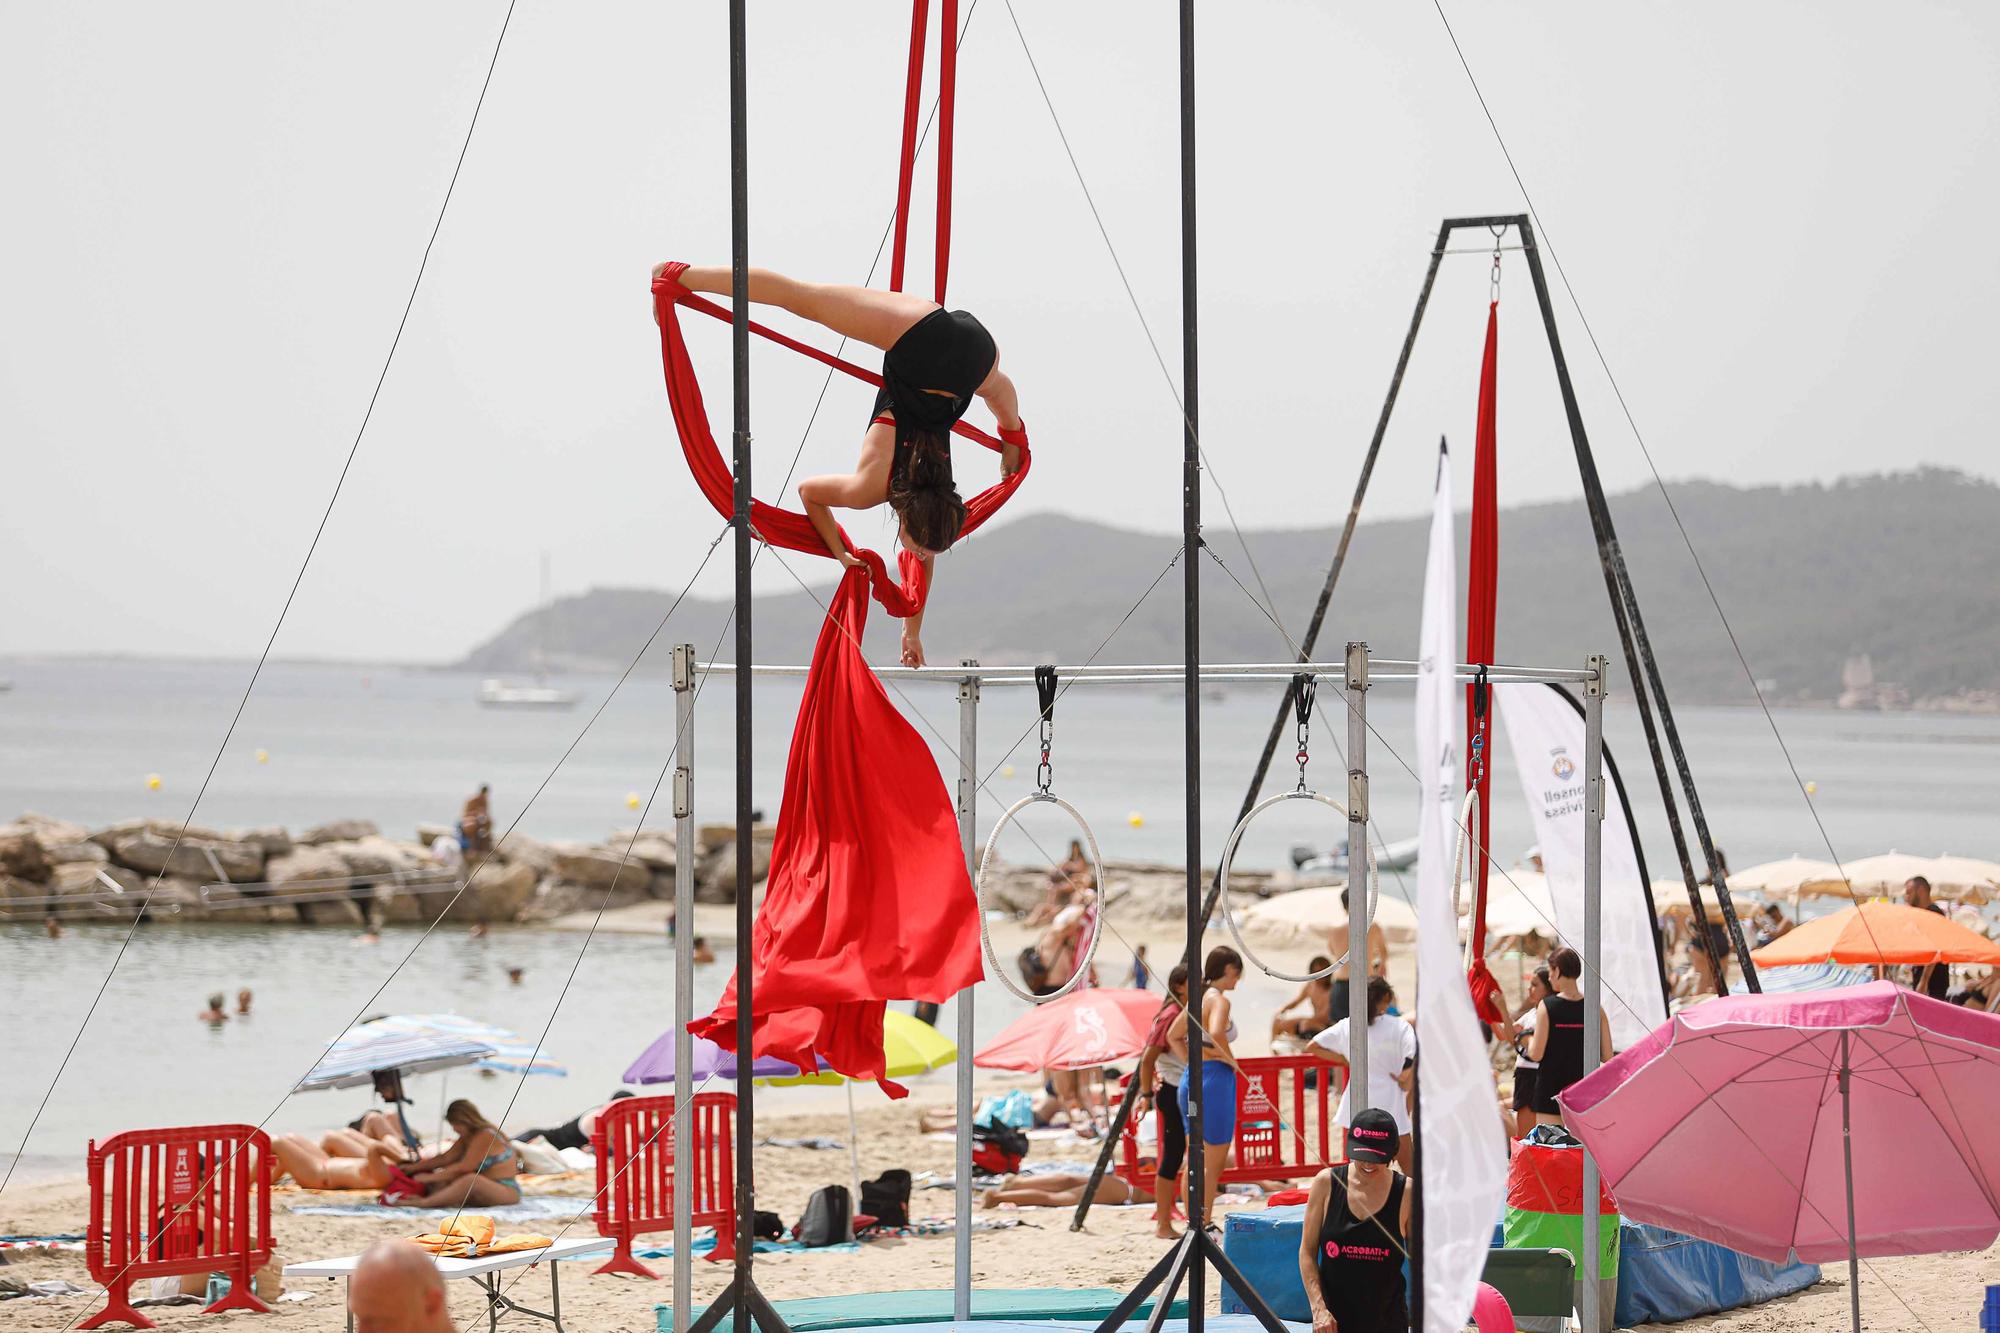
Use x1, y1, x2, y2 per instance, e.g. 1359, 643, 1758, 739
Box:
1562, 981, 2000, 1333
974, 988, 1166, 1072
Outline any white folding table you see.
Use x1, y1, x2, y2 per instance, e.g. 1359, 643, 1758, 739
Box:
285, 1235, 613, 1333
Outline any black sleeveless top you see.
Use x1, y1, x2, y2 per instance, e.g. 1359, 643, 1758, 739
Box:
1314, 1165, 1407, 1333
869, 307, 998, 493
1531, 993, 1588, 1113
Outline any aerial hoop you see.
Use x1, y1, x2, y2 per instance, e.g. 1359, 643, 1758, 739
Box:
1214, 789, 1379, 984
1450, 786, 1482, 970
975, 666, 1106, 1003
975, 791, 1107, 1004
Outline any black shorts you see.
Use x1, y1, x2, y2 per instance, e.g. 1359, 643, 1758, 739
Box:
872, 308, 997, 426
1327, 983, 1351, 1029
1511, 1065, 1539, 1112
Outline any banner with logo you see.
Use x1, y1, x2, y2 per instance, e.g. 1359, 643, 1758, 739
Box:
1495, 682, 1668, 1051
1415, 442, 1507, 1333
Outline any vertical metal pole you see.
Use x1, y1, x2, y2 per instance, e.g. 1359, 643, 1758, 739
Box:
727, 0, 755, 1324
672, 646, 697, 1324
954, 662, 980, 1322
1176, 3, 1202, 1324
1581, 655, 1606, 1333
1344, 642, 1370, 1117
1840, 1032, 1861, 1333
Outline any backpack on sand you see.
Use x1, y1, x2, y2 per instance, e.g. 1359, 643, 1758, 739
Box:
792, 1185, 854, 1247
858, 1169, 912, 1231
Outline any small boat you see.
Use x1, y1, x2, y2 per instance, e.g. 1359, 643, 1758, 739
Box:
478, 678, 577, 710
1292, 833, 1421, 878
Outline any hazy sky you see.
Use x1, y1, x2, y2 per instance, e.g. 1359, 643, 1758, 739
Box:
5, 1, 1997, 662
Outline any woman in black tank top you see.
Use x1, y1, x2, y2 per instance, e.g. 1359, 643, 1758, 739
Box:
1525, 946, 1613, 1124
652, 261, 1026, 668
1300, 1108, 1411, 1333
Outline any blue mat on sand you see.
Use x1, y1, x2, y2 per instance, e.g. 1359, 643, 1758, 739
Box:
287, 1196, 591, 1221
657, 1289, 1233, 1331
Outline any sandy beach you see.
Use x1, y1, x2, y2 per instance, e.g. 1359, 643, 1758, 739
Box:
4, 1085, 1996, 1331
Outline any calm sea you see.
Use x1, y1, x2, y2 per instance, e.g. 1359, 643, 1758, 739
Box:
3, 656, 1996, 1177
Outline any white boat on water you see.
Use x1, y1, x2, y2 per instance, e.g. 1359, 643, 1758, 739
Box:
1291, 833, 1422, 879
478, 678, 576, 709
477, 553, 578, 710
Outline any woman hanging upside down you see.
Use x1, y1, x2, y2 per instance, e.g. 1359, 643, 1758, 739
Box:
653, 262, 1026, 667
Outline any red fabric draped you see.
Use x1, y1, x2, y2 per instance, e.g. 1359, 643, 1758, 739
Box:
1465, 302, 1505, 1025
651, 268, 1030, 619
686, 569, 984, 1094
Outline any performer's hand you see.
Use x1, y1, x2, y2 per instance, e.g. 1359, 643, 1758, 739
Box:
900, 629, 926, 668
1001, 442, 1024, 478
835, 549, 864, 571
1313, 1312, 1338, 1333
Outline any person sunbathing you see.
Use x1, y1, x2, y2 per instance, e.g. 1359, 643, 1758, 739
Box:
271, 1133, 406, 1190
386, 1099, 523, 1209
980, 1170, 1153, 1209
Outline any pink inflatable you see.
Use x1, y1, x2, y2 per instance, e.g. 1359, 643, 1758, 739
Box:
1471, 1280, 1515, 1333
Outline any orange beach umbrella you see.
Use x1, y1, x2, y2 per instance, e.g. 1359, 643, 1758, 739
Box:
1750, 900, 2000, 969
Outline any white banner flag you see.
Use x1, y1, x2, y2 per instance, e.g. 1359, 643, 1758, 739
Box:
1495, 681, 1668, 1051
1416, 444, 1507, 1333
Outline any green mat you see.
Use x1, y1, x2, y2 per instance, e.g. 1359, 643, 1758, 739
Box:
657, 1288, 1192, 1331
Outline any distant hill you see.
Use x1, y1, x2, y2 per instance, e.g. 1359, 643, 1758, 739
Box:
456, 469, 2000, 705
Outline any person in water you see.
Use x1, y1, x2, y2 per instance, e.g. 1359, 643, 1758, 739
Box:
388, 1099, 523, 1209
1298, 1107, 1413, 1333
653, 262, 1025, 668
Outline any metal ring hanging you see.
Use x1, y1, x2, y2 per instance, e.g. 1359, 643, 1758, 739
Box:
1450, 787, 1481, 971
975, 791, 1107, 1004
1214, 789, 1379, 984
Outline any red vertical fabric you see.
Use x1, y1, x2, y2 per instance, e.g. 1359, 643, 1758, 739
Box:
687, 569, 984, 1094
1464, 302, 1505, 1025
888, 0, 929, 295
652, 267, 1030, 619
933, 0, 956, 304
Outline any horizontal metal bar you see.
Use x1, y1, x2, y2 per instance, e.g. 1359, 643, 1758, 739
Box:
693, 659, 1600, 685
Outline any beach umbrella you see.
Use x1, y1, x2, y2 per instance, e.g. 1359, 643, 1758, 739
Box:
1238, 885, 1419, 945
974, 987, 1164, 1073
1801, 851, 2000, 903
295, 1031, 496, 1093
357, 1013, 566, 1078
1748, 899, 2000, 970
1727, 855, 1844, 895
622, 1030, 807, 1086
1562, 982, 2000, 1333
1475, 870, 1561, 943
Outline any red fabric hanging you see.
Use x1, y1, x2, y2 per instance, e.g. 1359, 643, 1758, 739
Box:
1464, 301, 1505, 1026
687, 568, 984, 1094
651, 266, 1030, 619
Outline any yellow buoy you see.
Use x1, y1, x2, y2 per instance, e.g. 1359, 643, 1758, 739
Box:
1804, 781, 1818, 796
1127, 811, 1144, 828
1001, 765, 1016, 780
255, 748, 269, 764
627, 792, 642, 810
146, 774, 162, 791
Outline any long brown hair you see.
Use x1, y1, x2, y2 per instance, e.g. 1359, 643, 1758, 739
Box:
445, 1099, 502, 1144
889, 434, 966, 553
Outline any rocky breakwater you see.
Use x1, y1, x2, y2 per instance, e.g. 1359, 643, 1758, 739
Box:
0, 812, 777, 927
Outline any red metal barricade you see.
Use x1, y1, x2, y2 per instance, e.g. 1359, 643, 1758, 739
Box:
82, 1124, 274, 1329
592, 1092, 736, 1278
1118, 1055, 1343, 1188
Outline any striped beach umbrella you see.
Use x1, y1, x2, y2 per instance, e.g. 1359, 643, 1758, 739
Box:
355, 1013, 567, 1079
295, 1031, 497, 1093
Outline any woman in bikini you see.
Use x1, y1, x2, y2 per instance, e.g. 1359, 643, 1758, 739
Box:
653, 263, 1026, 668
385, 1099, 524, 1209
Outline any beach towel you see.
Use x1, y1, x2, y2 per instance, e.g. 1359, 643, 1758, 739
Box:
690, 570, 983, 1093
288, 1196, 588, 1222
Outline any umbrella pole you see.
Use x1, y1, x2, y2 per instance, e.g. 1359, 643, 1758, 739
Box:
1841, 1030, 1860, 1333
846, 1084, 863, 1210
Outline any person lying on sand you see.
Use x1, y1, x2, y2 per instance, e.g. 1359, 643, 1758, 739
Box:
519, 1090, 635, 1152
386, 1099, 524, 1209
981, 1170, 1153, 1209
271, 1133, 408, 1190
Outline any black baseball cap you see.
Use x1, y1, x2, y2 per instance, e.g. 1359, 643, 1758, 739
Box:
1347, 1108, 1400, 1164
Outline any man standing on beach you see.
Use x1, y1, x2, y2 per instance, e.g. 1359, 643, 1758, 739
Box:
1904, 876, 1951, 1000
1324, 886, 1389, 1028
460, 784, 493, 854
348, 1240, 454, 1333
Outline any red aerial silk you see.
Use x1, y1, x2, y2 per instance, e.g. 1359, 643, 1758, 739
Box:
651, 267, 1030, 619
687, 568, 984, 1094
1464, 301, 1505, 1026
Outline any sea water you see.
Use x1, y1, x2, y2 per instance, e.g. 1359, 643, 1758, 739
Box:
3, 656, 1997, 1174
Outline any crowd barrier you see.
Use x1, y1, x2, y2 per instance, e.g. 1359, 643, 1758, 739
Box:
1117, 1054, 1342, 1188
594, 1092, 737, 1278
82, 1124, 273, 1330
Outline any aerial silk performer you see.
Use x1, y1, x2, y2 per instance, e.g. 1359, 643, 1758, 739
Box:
658, 0, 1030, 1090
1463, 299, 1507, 1027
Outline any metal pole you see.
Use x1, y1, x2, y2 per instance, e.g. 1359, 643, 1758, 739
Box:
1344, 642, 1370, 1118
954, 662, 979, 1322
672, 645, 697, 1323
1177, 2, 1202, 1323
727, 0, 755, 1324
1840, 1031, 1861, 1333
1514, 220, 1755, 987
1581, 654, 1606, 1333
